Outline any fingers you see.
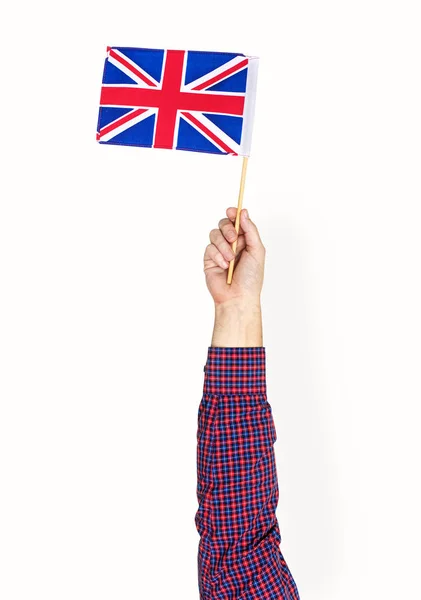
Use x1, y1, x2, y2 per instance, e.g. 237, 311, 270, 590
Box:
226, 207, 265, 256
226, 206, 238, 221
232, 233, 246, 256
240, 209, 265, 255
204, 207, 255, 273
218, 217, 238, 243
209, 228, 235, 262
204, 243, 229, 269
204, 236, 247, 270
226, 207, 244, 235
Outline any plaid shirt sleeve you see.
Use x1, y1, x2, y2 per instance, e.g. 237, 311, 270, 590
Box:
195, 347, 300, 600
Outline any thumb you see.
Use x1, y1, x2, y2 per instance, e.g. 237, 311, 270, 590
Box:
240, 209, 265, 256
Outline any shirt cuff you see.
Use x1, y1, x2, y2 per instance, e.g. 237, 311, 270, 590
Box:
203, 347, 266, 395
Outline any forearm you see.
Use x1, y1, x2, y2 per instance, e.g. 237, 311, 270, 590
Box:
211, 299, 263, 347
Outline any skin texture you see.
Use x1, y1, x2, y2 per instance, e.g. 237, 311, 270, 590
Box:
203, 207, 266, 347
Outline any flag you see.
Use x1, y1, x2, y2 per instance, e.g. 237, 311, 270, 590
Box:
96, 47, 259, 156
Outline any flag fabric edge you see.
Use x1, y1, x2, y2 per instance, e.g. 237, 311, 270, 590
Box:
239, 56, 259, 157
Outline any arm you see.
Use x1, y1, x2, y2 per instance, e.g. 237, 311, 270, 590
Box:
196, 207, 300, 600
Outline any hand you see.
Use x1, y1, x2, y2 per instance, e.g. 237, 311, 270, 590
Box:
203, 207, 266, 307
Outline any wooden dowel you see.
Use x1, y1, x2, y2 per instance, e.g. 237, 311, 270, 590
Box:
227, 156, 249, 284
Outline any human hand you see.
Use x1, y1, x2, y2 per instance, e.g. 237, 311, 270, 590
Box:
204, 207, 266, 307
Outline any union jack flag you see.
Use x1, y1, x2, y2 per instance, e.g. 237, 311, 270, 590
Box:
97, 47, 259, 156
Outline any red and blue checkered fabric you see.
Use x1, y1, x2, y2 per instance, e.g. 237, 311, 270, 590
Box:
195, 347, 300, 599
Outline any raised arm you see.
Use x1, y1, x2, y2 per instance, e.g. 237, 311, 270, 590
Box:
195, 208, 300, 599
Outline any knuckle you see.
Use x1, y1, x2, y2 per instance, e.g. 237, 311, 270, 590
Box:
204, 243, 213, 257
223, 225, 237, 240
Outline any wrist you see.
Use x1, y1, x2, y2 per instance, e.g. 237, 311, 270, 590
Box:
211, 298, 263, 347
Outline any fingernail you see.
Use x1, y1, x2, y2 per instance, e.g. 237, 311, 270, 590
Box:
223, 260, 229, 268
244, 209, 249, 219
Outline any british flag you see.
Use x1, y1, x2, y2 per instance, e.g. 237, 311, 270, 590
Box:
96, 47, 259, 156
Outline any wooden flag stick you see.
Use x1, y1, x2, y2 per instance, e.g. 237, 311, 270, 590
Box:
227, 156, 249, 284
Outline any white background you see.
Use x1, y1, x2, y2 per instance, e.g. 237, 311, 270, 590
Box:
1, 1, 420, 598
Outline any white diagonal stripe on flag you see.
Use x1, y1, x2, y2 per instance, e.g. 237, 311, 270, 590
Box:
99, 108, 156, 142
179, 111, 241, 155
108, 49, 160, 88
182, 55, 248, 92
